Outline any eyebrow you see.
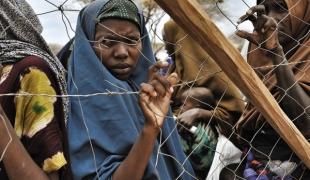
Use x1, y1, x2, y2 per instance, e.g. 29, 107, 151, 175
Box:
98, 34, 140, 40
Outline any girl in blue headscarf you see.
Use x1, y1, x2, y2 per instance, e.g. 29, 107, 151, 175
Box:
63, 0, 195, 179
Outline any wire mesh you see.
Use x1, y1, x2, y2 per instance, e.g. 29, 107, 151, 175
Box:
0, 0, 309, 179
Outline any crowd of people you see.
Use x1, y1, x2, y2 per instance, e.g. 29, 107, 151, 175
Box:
0, 0, 309, 179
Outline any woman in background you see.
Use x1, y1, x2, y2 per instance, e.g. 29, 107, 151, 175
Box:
0, 0, 71, 179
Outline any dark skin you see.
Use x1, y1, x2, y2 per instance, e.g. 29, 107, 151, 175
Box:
236, 0, 310, 138
178, 87, 215, 127
220, 1, 310, 179
177, 88, 236, 137
0, 105, 58, 180
93, 19, 178, 180
0, 48, 60, 180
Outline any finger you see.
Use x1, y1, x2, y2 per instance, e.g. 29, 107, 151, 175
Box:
166, 73, 178, 94
150, 78, 167, 97
247, 5, 265, 17
139, 92, 150, 104
167, 73, 178, 86
157, 74, 171, 88
262, 15, 277, 33
140, 82, 157, 97
235, 30, 259, 46
149, 73, 176, 97
177, 114, 190, 126
148, 61, 169, 80
262, 17, 279, 50
180, 119, 191, 127
237, 14, 257, 24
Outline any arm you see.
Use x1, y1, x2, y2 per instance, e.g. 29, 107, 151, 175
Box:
0, 105, 50, 180
112, 62, 178, 180
0, 65, 68, 180
269, 47, 310, 136
177, 108, 234, 137
236, 5, 310, 137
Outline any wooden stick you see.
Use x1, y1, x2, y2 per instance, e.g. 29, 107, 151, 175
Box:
154, 0, 310, 168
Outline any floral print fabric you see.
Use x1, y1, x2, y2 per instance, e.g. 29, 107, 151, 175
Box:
0, 64, 66, 174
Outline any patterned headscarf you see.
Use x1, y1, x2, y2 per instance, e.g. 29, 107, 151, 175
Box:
97, 0, 141, 29
0, 0, 68, 123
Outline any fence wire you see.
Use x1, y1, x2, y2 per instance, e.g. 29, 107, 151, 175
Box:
1, 0, 309, 179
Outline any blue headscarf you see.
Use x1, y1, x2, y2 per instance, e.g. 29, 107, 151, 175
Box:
66, 0, 195, 179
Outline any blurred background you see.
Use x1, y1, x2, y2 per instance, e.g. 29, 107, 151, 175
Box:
27, 0, 255, 58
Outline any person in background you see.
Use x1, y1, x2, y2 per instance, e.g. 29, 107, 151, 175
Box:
0, 0, 71, 179
177, 87, 218, 180
221, 0, 310, 179
60, 0, 195, 179
163, 19, 245, 139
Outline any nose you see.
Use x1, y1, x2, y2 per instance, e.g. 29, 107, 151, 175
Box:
113, 43, 129, 59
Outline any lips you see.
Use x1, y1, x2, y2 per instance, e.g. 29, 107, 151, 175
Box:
111, 63, 132, 75
113, 63, 131, 69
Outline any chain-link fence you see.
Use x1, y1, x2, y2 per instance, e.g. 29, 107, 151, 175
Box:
1, 0, 309, 179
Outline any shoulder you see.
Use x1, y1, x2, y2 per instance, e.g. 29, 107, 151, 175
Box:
15, 56, 55, 80
19, 56, 51, 69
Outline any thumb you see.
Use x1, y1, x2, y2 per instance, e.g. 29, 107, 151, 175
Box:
167, 72, 178, 86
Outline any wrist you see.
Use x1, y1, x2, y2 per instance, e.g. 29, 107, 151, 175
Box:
142, 125, 160, 137
266, 45, 284, 57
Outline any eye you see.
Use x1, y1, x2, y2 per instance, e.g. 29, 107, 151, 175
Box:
124, 37, 140, 46
95, 35, 141, 48
99, 38, 118, 48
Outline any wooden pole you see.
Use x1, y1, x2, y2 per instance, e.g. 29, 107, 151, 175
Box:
154, 0, 310, 168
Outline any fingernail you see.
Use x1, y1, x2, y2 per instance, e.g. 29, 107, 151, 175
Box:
170, 87, 174, 93
246, 9, 252, 15
261, 28, 265, 33
237, 18, 242, 24
154, 92, 157, 96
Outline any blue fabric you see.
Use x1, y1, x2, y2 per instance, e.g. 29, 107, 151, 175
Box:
66, 0, 195, 179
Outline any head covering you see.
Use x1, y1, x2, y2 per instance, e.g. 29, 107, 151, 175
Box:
237, 0, 310, 143
97, 0, 141, 29
0, 0, 49, 52
0, 0, 68, 122
66, 0, 194, 179
163, 19, 245, 136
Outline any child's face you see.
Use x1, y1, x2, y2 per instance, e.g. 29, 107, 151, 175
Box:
93, 19, 142, 80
